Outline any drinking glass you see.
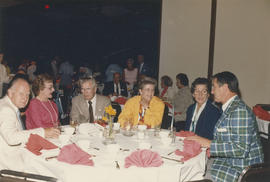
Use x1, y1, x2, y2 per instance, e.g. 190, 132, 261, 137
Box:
70, 120, 79, 134
154, 124, 161, 137
169, 127, 176, 143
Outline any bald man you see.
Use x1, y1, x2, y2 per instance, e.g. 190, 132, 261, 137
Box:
0, 77, 60, 146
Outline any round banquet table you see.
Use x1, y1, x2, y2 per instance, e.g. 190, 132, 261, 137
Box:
20, 124, 206, 182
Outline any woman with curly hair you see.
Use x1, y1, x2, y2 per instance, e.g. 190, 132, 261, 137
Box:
25, 73, 59, 129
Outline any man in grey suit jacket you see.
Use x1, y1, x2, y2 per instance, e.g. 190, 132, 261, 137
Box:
71, 77, 111, 123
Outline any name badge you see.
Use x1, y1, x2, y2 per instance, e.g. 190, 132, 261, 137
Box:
217, 128, 227, 132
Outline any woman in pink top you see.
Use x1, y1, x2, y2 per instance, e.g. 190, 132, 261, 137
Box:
123, 58, 138, 97
26, 74, 59, 129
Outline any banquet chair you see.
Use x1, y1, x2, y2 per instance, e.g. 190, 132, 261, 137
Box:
237, 163, 270, 182
0, 170, 57, 182
161, 105, 171, 129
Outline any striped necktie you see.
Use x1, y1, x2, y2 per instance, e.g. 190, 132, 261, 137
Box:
88, 101, 94, 123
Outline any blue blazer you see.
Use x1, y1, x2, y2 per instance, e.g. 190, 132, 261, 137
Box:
185, 100, 221, 140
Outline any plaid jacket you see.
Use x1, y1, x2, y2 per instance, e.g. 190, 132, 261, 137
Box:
210, 96, 264, 182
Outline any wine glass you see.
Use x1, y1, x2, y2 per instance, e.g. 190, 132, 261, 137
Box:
154, 124, 161, 137
70, 120, 79, 134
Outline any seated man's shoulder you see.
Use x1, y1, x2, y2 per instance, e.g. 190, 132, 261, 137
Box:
232, 99, 252, 113
0, 98, 13, 111
72, 94, 84, 102
97, 94, 110, 102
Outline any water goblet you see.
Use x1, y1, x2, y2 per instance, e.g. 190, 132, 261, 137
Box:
154, 124, 161, 137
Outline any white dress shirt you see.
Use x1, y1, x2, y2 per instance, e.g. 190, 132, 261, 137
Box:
222, 95, 237, 112
190, 101, 207, 131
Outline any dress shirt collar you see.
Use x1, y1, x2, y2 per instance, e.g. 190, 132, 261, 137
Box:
114, 82, 121, 95
6, 96, 19, 113
87, 94, 96, 105
87, 94, 97, 116
222, 95, 237, 112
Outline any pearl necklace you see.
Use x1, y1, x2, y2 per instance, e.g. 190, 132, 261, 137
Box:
38, 97, 58, 125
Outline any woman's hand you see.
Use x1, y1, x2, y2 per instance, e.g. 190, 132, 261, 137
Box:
44, 128, 60, 139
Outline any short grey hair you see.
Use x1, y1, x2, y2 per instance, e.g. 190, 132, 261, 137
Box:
79, 76, 96, 88
139, 77, 157, 90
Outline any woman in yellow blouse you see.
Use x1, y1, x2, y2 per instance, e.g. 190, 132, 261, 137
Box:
118, 77, 165, 128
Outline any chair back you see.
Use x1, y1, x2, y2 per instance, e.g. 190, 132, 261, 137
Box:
238, 163, 270, 182
0, 170, 57, 182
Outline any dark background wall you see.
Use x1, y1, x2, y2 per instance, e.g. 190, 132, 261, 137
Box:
1, 0, 161, 76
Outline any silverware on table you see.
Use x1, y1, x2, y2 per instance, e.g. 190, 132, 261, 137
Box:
167, 151, 174, 156
115, 161, 120, 169
161, 156, 184, 164
120, 148, 130, 151
45, 156, 58, 161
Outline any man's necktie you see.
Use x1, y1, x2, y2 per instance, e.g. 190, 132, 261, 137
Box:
17, 110, 25, 130
116, 84, 120, 95
88, 101, 94, 123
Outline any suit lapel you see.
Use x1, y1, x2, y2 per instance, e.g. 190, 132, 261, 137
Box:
80, 95, 89, 116
95, 95, 99, 115
214, 96, 239, 130
95, 95, 104, 116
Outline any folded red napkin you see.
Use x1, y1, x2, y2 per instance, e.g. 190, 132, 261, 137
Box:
26, 134, 58, 155
125, 149, 163, 168
175, 131, 196, 137
175, 139, 202, 162
115, 97, 127, 105
57, 144, 94, 166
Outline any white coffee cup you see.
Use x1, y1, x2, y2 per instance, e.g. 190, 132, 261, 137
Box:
159, 131, 171, 145
159, 131, 169, 139
63, 127, 75, 135
138, 125, 147, 131
113, 123, 120, 130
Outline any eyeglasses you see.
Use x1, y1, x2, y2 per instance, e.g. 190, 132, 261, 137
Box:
194, 90, 208, 95
81, 87, 93, 91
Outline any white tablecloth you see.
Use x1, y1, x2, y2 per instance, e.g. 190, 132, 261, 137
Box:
256, 117, 270, 139
19, 127, 206, 182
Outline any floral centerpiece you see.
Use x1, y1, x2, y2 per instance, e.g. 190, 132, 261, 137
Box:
102, 105, 116, 143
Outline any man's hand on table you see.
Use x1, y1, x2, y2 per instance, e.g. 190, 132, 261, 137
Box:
44, 128, 61, 139
186, 135, 211, 148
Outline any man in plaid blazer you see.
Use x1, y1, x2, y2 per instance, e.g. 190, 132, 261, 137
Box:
188, 71, 263, 182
